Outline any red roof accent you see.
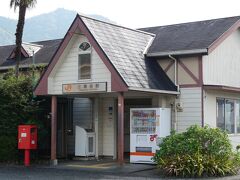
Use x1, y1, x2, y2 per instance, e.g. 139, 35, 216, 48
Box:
34, 15, 128, 95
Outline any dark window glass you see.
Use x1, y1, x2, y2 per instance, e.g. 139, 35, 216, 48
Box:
236, 100, 240, 133
78, 54, 91, 79
217, 98, 225, 131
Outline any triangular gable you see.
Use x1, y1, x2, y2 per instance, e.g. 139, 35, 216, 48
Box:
22, 43, 42, 56
8, 46, 29, 59
208, 19, 240, 53
34, 15, 128, 95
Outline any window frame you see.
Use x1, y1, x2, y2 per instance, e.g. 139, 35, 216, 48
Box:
216, 97, 240, 135
78, 49, 92, 81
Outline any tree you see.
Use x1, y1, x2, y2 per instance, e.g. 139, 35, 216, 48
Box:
10, 0, 36, 77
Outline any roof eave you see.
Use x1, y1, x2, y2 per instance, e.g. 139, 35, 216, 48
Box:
146, 48, 208, 57
128, 87, 179, 95
203, 85, 240, 93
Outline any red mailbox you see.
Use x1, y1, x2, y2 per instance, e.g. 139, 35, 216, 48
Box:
18, 125, 37, 149
18, 125, 37, 166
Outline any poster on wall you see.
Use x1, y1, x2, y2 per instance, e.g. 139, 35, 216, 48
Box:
131, 110, 157, 134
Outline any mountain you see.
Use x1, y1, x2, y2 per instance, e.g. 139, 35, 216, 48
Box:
0, 8, 114, 46
0, 17, 16, 45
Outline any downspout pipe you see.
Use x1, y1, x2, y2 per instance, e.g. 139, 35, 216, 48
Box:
168, 55, 179, 131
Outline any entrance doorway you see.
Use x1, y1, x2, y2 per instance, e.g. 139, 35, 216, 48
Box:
57, 98, 73, 158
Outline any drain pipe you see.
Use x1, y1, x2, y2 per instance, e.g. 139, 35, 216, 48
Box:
168, 55, 179, 131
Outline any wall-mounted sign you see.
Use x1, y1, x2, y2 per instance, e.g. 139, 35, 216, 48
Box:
63, 82, 107, 94
79, 42, 91, 51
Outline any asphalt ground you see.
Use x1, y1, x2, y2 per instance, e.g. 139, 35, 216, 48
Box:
0, 163, 160, 180
1, 161, 240, 180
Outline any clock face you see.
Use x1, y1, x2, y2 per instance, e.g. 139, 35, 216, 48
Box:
79, 42, 91, 51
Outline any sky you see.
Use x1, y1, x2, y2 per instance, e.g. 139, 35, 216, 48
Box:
1, 0, 240, 28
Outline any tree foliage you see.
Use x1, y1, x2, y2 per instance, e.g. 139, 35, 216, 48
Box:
0, 70, 43, 161
0, 71, 40, 135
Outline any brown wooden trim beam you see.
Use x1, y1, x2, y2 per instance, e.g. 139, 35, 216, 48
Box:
164, 60, 175, 72
51, 96, 57, 165
178, 59, 199, 84
199, 56, 204, 127
117, 92, 124, 164
198, 56, 203, 86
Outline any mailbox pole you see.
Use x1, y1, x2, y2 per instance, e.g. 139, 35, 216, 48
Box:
24, 149, 30, 166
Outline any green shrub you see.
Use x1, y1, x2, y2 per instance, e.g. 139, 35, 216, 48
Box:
153, 125, 240, 177
0, 70, 49, 162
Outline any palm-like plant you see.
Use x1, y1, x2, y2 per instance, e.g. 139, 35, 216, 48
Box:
10, 0, 36, 77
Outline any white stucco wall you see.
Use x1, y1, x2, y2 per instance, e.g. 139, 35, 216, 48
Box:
48, 34, 111, 94
203, 29, 240, 88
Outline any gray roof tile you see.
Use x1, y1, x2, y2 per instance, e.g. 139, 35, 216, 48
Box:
82, 15, 177, 92
140, 16, 240, 55
0, 39, 62, 68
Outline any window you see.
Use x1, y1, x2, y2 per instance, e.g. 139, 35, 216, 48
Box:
217, 98, 225, 130
217, 98, 240, 134
78, 53, 91, 80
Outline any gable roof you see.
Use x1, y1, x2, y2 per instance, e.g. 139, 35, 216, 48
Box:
140, 16, 240, 56
35, 14, 177, 95
0, 39, 62, 70
81, 15, 177, 92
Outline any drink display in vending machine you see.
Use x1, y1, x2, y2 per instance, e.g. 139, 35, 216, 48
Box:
130, 108, 171, 164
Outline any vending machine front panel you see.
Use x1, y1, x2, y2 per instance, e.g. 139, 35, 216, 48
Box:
130, 108, 171, 164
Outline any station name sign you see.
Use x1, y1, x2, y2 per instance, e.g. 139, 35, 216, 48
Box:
63, 82, 107, 94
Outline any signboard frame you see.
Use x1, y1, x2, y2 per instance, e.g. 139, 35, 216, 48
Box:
62, 82, 107, 94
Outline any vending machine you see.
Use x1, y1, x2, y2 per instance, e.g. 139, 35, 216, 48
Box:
130, 108, 171, 164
